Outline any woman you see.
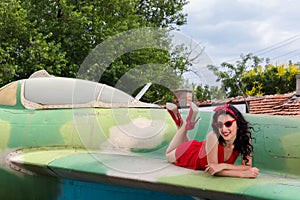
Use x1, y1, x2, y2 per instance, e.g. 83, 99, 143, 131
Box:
165, 103, 259, 178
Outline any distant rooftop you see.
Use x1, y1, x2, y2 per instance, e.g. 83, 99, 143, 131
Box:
195, 92, 300, 117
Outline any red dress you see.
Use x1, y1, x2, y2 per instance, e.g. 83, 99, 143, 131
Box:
175, 140, 239, 170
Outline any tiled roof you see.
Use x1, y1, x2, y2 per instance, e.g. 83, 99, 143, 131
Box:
196, 93, 300, 117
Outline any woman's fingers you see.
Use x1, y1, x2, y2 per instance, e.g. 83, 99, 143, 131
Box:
205, 166, 210, 173
205, 165, 215, 175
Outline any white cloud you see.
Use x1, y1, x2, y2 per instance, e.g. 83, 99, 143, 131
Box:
181, 0, 300, 66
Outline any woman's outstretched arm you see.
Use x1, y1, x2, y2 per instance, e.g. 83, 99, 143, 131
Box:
205, 132, 259, 178
207, 167, 259, 178
205, 160, 259, 178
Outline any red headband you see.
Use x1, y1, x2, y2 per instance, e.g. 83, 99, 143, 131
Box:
213, 104, 238, 120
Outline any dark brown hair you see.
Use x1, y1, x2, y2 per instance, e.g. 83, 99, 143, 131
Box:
212, 104, 253, 164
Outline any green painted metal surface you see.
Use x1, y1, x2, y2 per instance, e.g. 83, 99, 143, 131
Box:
0, 78, 300, 199
7, 146, 300, 200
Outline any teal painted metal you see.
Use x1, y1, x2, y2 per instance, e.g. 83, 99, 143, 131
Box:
58, 179, 192, 200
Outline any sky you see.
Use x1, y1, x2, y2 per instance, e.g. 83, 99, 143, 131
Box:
180, 0, 300, 67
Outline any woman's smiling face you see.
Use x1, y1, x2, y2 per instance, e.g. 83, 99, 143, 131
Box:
216, 114, 237, 143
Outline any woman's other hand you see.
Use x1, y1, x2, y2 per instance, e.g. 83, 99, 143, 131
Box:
205, 163, 224, 176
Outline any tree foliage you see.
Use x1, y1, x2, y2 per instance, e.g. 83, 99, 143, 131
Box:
0, 0, 69, 83
206, 53, 300, 98
0, 0, 189, 104
242, 62, 300, 96
207, 54, 263, 98
195, 84, 226, 101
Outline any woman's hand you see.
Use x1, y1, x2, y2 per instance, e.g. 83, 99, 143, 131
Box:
205, 163, 224, 176
243, 167, 259, 178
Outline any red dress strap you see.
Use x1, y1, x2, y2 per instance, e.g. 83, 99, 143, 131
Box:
217, 144, 224, 163
218, 144, 239, 164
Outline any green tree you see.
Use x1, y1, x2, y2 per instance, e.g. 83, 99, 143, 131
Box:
1, 0, 190, 104
207, 53, 300, 98
135, 0, 187, 28
0, 0, 67, 84
194, 84, 226, 101
208, 53, 263, 98
242, 63, 300, 96
195, 84, 210, 100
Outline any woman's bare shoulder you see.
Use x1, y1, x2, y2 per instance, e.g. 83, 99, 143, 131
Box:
206, 131, 218, 141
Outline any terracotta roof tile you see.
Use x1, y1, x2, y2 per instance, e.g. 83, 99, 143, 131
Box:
196, 92, 300, 117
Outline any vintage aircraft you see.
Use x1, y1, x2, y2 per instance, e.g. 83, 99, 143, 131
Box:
0, 70, 300, 199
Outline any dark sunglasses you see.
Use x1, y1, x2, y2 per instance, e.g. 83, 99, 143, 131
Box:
214, 119, 236, 129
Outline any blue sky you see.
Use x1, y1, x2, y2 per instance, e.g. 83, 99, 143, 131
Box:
180, 0, 300, 67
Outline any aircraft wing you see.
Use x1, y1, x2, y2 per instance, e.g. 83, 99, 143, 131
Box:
6, 147, 300, 200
